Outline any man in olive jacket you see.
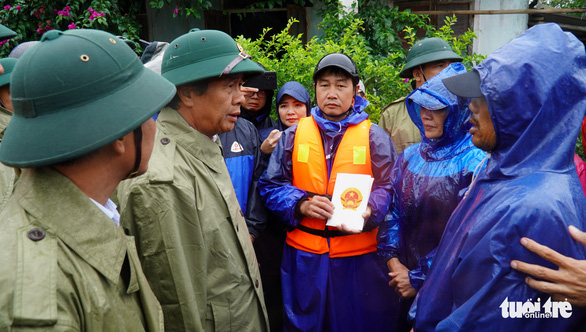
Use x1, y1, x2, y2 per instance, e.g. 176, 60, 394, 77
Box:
0, 29, 175, 331
117, 29, 269, 331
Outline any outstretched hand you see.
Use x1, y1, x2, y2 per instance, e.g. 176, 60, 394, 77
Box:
260, 129, 282, 154
510, 226, 586, 307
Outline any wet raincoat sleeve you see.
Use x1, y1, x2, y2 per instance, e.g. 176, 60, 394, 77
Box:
376, 153, 405, 261
258, 125, 307, 227
365, 124, 397, 230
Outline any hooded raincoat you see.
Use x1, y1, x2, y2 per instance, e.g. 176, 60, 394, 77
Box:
377, 64, 485, 329
378, 63, 485, 287
240, 90, 277, 133
414, 23, 586, 331
259, 96, 399, 331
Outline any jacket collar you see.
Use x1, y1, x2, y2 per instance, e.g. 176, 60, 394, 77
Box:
0, 106, 10, 138
156, 107, 225, 173
13, 167, 127, 285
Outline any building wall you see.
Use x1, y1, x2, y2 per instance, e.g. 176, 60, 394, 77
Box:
472, 0, 528, 56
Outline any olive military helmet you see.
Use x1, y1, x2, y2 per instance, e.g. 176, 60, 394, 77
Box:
0, 24, 16, 40
0, 29, 177, 168
0, 57, 17, 88
399, 37, 463, 78
161, 28, 263, 86
313, 53, 360, 85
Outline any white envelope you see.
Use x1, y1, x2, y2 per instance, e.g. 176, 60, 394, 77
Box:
326, 173, 374, 231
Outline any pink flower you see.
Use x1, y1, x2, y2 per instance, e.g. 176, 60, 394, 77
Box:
173, 8, 179, 14
53, 9, 58, 15
15, 6, 20, 11
36, 27, 43, 34
45, 26, 54, 32
403, 78, 409, 83
0, 39, 10, 46
3, 5, 10, 10
68, 23, 76, 29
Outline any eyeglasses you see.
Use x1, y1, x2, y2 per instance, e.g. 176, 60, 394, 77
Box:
244, 90, 267, 98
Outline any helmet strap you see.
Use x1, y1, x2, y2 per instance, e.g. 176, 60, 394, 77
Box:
126, 126, 143, 179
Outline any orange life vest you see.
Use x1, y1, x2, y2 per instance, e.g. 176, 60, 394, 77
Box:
289, 116, 378, 258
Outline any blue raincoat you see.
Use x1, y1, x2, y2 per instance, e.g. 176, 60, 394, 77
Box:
259, 95, 399, 331
414, 23, 586, 331
377, 63, 485, 289
218, 117, 267, 238
258, 81, 312, 141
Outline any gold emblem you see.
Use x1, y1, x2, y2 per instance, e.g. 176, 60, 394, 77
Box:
340, 188, 363, 211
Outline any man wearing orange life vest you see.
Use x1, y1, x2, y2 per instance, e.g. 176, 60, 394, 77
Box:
259, 53, 399, 331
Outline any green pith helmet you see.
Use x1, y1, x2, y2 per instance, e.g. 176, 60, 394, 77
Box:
313, 53, 360, 85
161, 28, 263, 86
0, 57, 17, 87
0, 29, 176, 168
399, 37, 463, 78
0, 24, 16, 40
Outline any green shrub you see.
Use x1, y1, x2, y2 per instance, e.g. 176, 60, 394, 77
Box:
237, 12, 481, 124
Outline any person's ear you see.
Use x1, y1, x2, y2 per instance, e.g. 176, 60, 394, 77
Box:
412, 68, 423, 84
177, 86, 194, 107
111, 135, 127, 156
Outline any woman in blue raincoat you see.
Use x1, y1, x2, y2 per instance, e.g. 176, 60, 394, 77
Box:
377, 62, 485, 330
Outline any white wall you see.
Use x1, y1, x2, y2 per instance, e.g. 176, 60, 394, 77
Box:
473, 0, 528, 56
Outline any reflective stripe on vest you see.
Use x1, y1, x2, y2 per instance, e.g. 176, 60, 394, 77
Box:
290, 116, 378, 258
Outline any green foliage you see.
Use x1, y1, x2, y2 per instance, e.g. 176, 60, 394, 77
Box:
149, 0, 212, 19
238, 18, 401, 124
0, 0, 144, 56
238, 10, 482, 124
318, 0, 432, 58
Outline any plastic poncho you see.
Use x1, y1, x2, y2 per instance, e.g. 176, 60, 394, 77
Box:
414, 23, 586, 331
377, 63, 485, 290
258, 81, 312, 143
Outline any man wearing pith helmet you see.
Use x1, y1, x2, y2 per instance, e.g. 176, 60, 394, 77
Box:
0, 29, 176, 331
259, 53, 398, 331
117, 29, 269, 331
379, 37, 462, 155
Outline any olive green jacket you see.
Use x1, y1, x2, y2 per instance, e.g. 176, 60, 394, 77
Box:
0, 107, 16, 211
117, 107, 269, 332
378, 96, 421, 155
0, 167, 163, 331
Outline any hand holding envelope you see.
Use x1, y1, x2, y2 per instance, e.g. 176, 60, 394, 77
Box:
326, 173, 374, 233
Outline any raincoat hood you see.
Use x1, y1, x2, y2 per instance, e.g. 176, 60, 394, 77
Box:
312, 94, 369, 136
477, 23, 586, 177
413, 23, 586, 331
240, 89, 275, 127
407, 63, 472, 160
275, 81, 311, 130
